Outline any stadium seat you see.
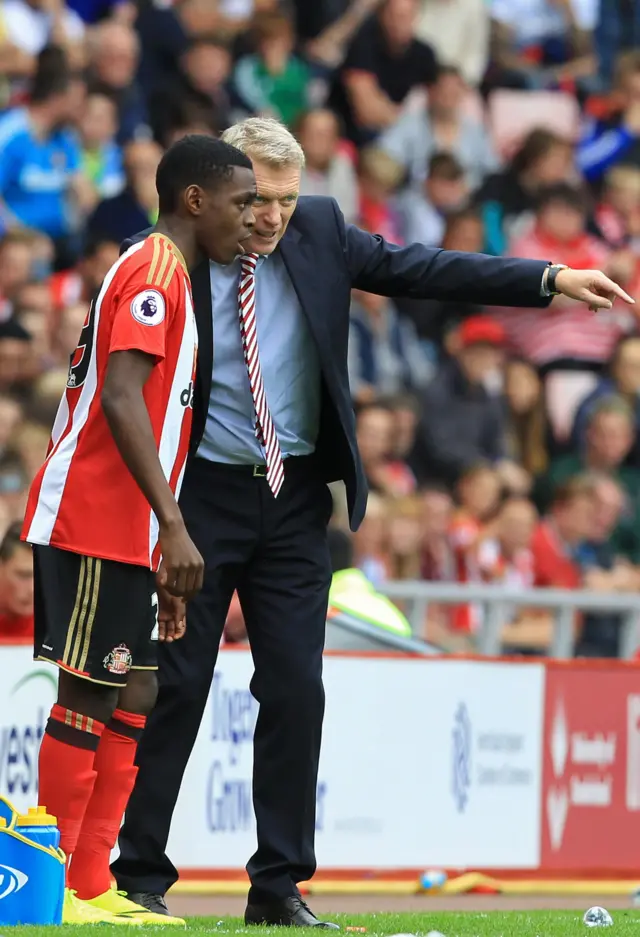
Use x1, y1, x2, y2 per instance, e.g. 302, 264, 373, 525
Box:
544, 370, 599, 442
488, 89, 581, 159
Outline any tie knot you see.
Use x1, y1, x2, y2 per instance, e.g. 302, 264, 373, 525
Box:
241, 252, 259, 274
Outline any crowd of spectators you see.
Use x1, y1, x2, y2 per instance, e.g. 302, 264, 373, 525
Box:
0, 0, 639, 657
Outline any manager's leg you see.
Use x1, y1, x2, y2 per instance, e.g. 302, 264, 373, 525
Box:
240, 468, 332, 905
112, 464, 251, 897
112, 602, 225, 895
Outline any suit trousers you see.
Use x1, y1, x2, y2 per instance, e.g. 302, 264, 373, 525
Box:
111, 455, 333, 900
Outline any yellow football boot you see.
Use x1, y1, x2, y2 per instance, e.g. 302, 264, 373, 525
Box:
86, 888, 186, 926
63, 888, 142, 925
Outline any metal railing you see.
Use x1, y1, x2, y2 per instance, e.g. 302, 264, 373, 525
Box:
325, 608, 441, 655
376, 581, 640, 658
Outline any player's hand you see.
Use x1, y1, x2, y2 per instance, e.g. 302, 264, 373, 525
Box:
554, 268, 635, 312
157, 519, 204, 602
156, 582, 187, 642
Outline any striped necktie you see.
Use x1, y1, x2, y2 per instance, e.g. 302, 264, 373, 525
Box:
238, 253, 284, 496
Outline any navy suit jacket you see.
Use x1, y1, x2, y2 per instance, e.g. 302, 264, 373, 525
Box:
122, 195, 551, 531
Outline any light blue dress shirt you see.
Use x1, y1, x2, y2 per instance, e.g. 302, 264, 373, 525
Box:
197, 251, 321, 465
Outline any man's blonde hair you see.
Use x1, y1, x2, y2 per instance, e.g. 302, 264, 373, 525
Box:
222, 117, 306, 169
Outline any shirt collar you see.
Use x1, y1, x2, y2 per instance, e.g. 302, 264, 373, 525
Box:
211, 253, 271, 272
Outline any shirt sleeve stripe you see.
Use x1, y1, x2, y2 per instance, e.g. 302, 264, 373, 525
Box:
154, 241, 173, 287
146, 237, 162, 286
161, 255, 178, 291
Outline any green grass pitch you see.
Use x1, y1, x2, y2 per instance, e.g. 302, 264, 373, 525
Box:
2, 910, 638, 936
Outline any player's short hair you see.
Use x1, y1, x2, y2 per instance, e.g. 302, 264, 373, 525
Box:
155, 134, 253, 214
0, 521, 28, 562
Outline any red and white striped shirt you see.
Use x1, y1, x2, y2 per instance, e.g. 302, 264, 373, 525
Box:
490, 227, 633, 365
23, 234, 197, 570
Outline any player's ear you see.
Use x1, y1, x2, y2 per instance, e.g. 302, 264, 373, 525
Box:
184, 184, 204, 216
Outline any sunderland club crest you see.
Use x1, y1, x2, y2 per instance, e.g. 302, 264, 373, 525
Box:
103, 644, 133, 675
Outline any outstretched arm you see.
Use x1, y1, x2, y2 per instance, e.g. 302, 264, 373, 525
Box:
341, 208, 635, 312
345, 220, 551, 307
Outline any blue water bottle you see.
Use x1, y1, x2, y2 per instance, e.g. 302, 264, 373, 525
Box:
0, 795, 14, 829
0, 802, 65, 925
14, 807, 61, 849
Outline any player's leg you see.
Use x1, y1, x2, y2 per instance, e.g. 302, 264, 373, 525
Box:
70, 671, 157, 903
33, 545, 121, 866
37, 669, 140, 926
69, 564, 160, 903
71, 656, 186, 926
38, 669, 118, 862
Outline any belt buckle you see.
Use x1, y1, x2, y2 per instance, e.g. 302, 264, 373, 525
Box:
253, 464, 266, 478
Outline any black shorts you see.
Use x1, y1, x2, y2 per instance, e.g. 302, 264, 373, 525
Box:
33, 544, 158, 687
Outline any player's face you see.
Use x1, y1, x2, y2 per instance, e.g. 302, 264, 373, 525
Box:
198, 166, 256, 265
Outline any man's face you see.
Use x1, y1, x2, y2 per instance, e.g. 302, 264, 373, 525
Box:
0, 243, 32, 297
615, 339, 640, 395
299, 111, 339, 173
380, 0, 417, 49
425, 175, 467, 213
459, 469, 500, 520
458, 342, 504, 385
81, 94, 118, 149
0, 545, 33, 617
499, 500, 537, 553
16, 282, 52, 318
557, 494, 596, 545
196, 165, 256, 265
539, 202, 585, 243
95, 27, 138, 88
0, 339, 30, 387
430, 72, 464, 115
587, 412, 634, 468
184, 43, 231, 95
243, 159, 300, 255
356, 408, 393, 464
422, 491, 452, 538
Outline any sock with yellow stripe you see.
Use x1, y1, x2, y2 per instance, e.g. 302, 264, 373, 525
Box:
70, 709, 147, 900
38, 703, 105, 867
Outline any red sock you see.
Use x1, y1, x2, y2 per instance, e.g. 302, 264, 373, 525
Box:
38, 704, 105, 870
70, 709, 147, 900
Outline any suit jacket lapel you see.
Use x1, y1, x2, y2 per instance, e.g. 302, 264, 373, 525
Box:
190, 259, 213, 418
279, 223, 329, 356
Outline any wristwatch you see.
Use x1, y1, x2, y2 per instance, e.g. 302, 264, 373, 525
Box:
542, 263, 569, 297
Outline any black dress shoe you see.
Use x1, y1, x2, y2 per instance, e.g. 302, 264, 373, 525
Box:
245, 895, 339, 928
125, 892, 171, 916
